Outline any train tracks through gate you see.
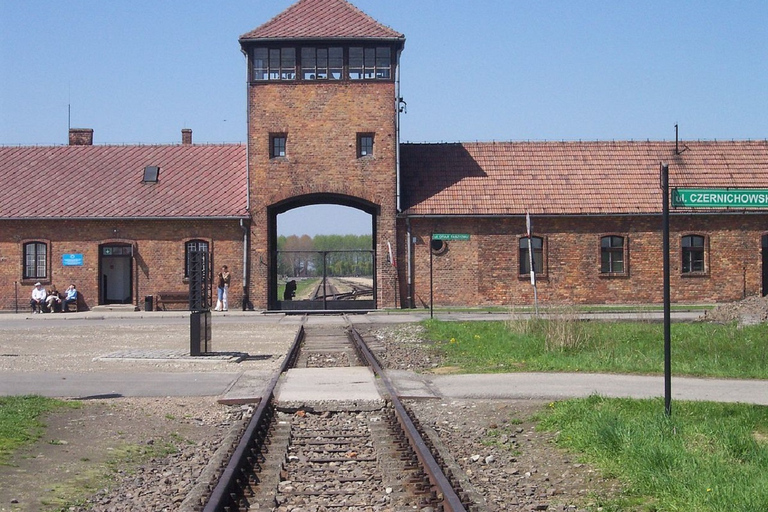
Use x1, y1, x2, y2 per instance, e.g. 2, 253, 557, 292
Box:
200, 315, 471, 512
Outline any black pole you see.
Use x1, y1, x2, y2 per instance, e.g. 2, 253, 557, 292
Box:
661, 162, 672, 416
429, 233, 434, 320
14, 281, 18, 314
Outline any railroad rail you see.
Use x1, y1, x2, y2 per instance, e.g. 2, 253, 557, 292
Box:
310, 277, 374, 301
200, 316, 469, 512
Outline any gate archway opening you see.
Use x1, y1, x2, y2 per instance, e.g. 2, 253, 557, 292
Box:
268, 195, 378, 312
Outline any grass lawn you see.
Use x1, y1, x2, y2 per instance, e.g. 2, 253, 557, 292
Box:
0, 395, 78, 464
423, 318, 768, 379
537, 396, 768, 511
422, 318, 768, 510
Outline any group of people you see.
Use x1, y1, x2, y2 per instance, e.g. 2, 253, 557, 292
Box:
30, 283, 78, 314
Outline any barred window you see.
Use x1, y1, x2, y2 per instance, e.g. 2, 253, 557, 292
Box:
600, 236, 625, 274
185, 240, 209, 278
23, 242, 47, 280
682, 235, 705, 273
519, 237, 543, 275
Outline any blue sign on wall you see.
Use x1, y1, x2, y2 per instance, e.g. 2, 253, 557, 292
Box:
62, 253, 84, 266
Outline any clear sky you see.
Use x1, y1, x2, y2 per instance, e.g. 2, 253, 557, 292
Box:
2, 1, 767, 234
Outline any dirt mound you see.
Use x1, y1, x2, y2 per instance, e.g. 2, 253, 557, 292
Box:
701, 295, 768, 324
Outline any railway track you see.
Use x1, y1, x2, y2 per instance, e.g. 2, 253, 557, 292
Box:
199, 316, 471, 512
310, 277, 374, 301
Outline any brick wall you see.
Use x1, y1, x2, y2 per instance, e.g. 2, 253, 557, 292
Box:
405, 215, 768, 306
248, 81, 399, 309
0, 219, 243, 311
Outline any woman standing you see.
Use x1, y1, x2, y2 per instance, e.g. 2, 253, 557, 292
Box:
215, 265, 231, 311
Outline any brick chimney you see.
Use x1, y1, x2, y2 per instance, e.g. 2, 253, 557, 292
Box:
181, 128, 192, 145
69, 128, 94, 146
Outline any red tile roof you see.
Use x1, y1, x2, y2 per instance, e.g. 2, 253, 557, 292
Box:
0, 144, 248, 219
240, 0, 404, 41
401, 140, 768, 216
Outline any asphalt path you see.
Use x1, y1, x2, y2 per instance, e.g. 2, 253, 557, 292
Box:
0, 309, 765, 406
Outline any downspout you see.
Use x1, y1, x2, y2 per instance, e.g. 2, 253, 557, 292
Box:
241, 46, 252, 311
240, 218, 250, 310
395, 47, 402, 213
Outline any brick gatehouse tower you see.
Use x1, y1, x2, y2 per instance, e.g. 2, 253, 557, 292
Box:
240, 0, 405, 310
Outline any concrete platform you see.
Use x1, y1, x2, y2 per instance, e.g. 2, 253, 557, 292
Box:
274, 367, 385, 411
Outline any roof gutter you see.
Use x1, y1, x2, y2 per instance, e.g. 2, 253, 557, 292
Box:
0, 216, 252, 221
400, 211, 768, 219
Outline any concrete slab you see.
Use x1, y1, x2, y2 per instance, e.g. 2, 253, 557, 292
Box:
275, 367, 384, 411
385, 369, 440, 399
0, 372, 240, 398
218, 369, 273, 405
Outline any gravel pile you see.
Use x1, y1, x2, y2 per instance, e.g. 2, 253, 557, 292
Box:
700, 295, 768, 324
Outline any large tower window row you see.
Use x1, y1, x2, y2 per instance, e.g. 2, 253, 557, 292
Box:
249, 45, 393, 82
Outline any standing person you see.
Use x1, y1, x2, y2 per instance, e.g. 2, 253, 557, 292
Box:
62, 284, 78, 312
30, 282, 47, 314
215, 265, 231, 311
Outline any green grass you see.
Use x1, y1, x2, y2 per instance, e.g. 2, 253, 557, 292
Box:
537, 396, 768, 511
0, 395, 79, 464
423, 318, 768, 379
278, 277, 321, 300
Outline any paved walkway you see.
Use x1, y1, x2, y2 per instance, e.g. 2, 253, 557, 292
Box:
1, 308, 765, 406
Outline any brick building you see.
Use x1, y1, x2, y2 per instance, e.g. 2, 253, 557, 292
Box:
2, 0, 768, 312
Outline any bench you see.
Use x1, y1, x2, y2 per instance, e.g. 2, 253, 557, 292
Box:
155, 291, 189, 311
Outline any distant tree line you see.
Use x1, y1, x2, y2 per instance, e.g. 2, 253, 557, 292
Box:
277, 234, 373, 277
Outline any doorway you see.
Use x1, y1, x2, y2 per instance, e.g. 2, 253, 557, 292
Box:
99, 244, 133, 304
268, 194, 378, 311
762, 235, 768, 297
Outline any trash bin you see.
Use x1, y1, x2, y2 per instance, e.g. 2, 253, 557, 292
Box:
144, 295, 153, 312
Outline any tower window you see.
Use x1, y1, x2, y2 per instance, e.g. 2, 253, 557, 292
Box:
270, 134, 287, 158
251, 45, 392, 82
349, 47, 391, 80
357, 134, 374, 157
301, 47, 343, 80
253, 47, 295, 81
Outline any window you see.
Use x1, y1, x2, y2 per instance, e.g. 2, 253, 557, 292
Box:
301, 47, 343, 80
252, 47, 295, 81
682, 235, 705, 274
431, 239, 447, 254
270, 134, 287, 158
349, 46, 391, 80
600, 235, 625, 274
357, 134, 374, 157
23, 242, 47, 280
251, 45, 392, 82
185, 240, 209, 278
519, 236, 544, 275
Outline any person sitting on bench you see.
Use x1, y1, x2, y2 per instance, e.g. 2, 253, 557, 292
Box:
62, 284, 78, 312
30, 282, 47, 314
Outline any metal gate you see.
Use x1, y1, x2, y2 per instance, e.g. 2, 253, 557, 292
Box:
276, 250, 374, 311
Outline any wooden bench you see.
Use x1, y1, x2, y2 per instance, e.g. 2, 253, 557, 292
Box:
155, 291, 189, 311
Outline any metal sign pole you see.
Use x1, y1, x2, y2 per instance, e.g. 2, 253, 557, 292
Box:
661, 163, 672, 416
429, 233, 434, 319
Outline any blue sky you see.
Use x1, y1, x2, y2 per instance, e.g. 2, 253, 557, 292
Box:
2, 1, 766, 235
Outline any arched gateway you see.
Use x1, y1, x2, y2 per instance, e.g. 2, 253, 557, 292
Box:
240, 0, 405, 311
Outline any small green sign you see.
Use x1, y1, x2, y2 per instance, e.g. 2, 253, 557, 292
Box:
432, 233, 470, 241
673, 188, 768, 208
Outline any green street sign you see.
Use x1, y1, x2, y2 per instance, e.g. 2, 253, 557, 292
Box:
672, 188, 768, 208
432, 233, 470, 241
